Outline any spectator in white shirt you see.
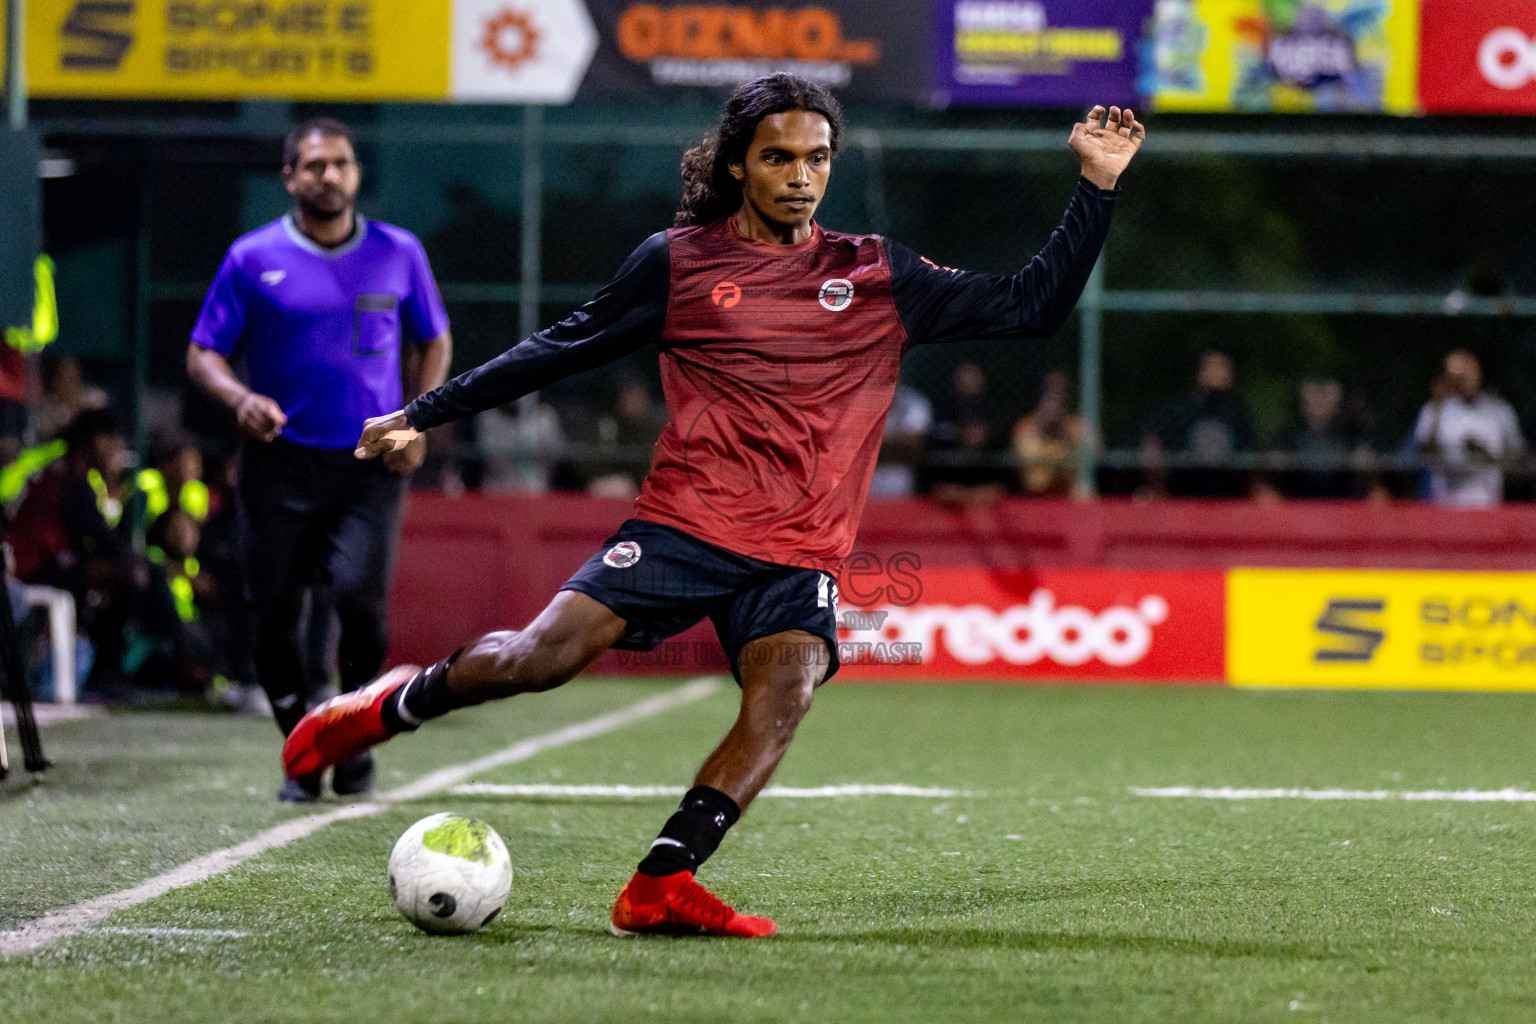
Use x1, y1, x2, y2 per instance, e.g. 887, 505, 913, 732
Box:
1413, 349, 1524, 507
869, 383, 932, 498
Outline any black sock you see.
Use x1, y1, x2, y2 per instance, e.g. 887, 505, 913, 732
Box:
270, 691, 306, 737
379, 651, 464, 735
637, 785, 741, 877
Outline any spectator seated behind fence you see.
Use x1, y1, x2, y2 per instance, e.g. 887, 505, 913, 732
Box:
6, 408, 194, 694
137, 438, 210, 530
925, 362, 1011, 504
868, 383, 932, 499
587, 379, 670, 499
1012, 370, 1083, 498
0, 332, 27, 465
146, 506, 247, 694
35, 353, 109, 443
477, 399, 567, 493
1414, 349, 1524, 508
1273, 377, 1369, 499
1139, 349, 1256, 499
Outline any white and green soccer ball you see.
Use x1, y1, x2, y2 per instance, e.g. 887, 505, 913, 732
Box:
388, 812, 513, 935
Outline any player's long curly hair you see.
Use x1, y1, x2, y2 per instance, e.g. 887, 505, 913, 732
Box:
675, 73, 845, 227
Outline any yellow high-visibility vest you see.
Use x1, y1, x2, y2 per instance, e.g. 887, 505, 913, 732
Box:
0, 439, 65, 503
147, 546, 201, 623
136, 469, 210, 526
5, 255, 58, 354
86, 468, 123, 528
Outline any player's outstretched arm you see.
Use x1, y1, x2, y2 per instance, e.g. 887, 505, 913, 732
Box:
887, 105, 1144, 348
394, 232, 670, 441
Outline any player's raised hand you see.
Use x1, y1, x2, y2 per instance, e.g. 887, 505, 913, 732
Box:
355, 410, 419, 461
1069, 105, 1146, 191
235, 392, 287, 442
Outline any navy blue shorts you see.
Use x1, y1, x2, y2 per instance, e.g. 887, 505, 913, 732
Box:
561, 519, 840, 685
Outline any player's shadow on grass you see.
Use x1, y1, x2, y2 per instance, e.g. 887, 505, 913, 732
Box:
470, 922, 616, 944
778, 926, 1327, 961
405, 795, 679, 809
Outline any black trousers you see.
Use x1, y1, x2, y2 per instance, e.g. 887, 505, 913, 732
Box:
238, 439, 405, 735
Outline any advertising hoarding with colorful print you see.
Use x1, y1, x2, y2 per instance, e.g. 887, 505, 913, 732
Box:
576, 1, 929, 102
930, 0, 1151, 108
835, 567, 1228, 682
1228, 569, 1536, 690
1419, 0, 1536, 114
12, 0, 598, 102
1140, 0, 1419, 113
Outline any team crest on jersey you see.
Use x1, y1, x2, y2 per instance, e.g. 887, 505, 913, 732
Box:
603, 541, 642, 568
818, 278, 854, 311
711, 281, 741, 308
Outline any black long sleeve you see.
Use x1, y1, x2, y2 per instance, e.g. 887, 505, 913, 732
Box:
406, 232, 671, 431
887, 177, 1118, 347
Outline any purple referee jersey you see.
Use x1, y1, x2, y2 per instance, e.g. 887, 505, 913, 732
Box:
191, 214, 449, 449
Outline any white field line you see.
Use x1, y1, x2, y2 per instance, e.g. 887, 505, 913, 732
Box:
448, 783, 965, 799
95, 927, 249, 938
0, 677, 721, 958
381, 678, 719, 801
2, 703, 103, 726
0, 802, 381, 958
1131, 786, 1536, 803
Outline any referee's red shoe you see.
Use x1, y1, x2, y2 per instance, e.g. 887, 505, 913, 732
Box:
609, 871, 777, 938
282, 664, 421, 779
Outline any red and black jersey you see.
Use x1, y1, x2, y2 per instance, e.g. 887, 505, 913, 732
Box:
407, 177, 1118, 569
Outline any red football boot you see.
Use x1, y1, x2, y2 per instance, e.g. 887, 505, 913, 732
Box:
281, 664, 421, 779
609, 871, 777, 938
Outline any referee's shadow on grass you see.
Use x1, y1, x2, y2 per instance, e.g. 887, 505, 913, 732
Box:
774, 926, 1326, 961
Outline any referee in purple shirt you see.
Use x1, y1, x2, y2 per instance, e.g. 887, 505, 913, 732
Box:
187, 118, 452, 802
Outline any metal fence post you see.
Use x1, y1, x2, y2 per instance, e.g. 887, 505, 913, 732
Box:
131, 170, 152, 454
518, 106, 544, 353
1076, 253, 1105, 496
514, 105, 545, 483
856, 129, 888, 235
6, 0, 40, 447
5, 0, 23, 131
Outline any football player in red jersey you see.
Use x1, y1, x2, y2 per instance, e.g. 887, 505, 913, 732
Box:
285, 74, 1145, 938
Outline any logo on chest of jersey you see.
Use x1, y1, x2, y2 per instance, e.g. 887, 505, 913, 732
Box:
818, 278, 854, 311
603, 541, 643, 569
711, 281, 742, 308
260, 269, 287, 287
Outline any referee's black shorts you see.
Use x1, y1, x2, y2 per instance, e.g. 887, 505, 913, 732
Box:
238, 438, 405, 607
562, 519, 841, 685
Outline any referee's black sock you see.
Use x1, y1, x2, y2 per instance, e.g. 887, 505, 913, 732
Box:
637, 786, 741, 877
379, 651, 466, 735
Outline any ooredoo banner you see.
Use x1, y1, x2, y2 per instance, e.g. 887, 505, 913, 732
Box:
1420, 0, 1536, 114
576, 0, 929, 101
931, 0, 1151, 108
1140, 0, 1419, 113
835, 567, 1226, 682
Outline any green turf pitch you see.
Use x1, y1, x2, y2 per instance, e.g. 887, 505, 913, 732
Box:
5, 680, 1536, 1022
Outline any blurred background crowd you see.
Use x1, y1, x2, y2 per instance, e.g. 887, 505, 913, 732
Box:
7, 332, 1528, 706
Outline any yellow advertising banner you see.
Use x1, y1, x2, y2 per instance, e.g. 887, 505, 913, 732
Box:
18, 1, 452, 100
1228, 568, 1536, 690
1142, 0, 1419, 114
